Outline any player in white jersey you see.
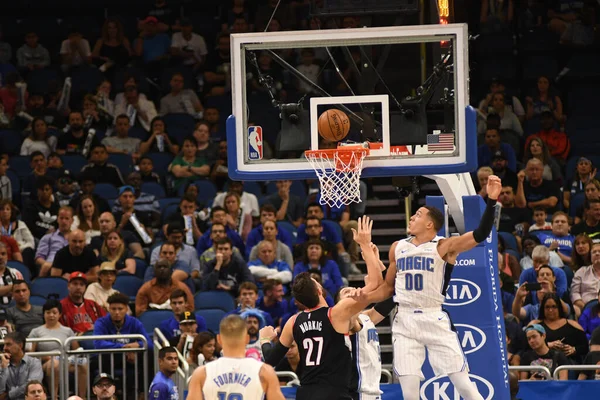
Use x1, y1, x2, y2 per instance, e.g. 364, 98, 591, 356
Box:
351, 175, 502, 400
187, 314, 284, 400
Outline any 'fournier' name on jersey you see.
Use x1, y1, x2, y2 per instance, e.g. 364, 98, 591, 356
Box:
393, 236, 449, 309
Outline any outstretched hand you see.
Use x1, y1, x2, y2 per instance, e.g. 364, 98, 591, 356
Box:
486, 175, 502, 200
352, 215, 373, 247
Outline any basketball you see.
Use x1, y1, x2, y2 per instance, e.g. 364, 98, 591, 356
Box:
318, 109, 350, 142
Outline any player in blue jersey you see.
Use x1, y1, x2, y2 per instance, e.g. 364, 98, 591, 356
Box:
149, 347, 180, 400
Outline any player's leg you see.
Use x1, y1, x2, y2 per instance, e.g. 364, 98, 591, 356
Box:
392, 313, 426, 400
398, 375, 421, 400
448, 371, 484, 400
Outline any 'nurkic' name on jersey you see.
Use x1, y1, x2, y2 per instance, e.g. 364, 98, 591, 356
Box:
298, 320, 323, 333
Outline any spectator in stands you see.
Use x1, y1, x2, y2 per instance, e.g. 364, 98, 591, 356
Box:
20, 118, 57, 158
222, 192, 252, 242
578, 327, 600, 380
202, 238, 254, 295
192, 121, 218, 167
174, 311, 202, 359
246, 205, 293, 258
525, 76, 564, 124
139, 116, 179, 155
24, 380, 47, 400
71, 194, 101, 244
249, 220, 294, 267
529, 207, 552, 233
102, 114, 142, 160
6, 281, 43, 336
255, 0, 294, 30
213, 180, 260, 220
162, 194, 204, 243
45, 152, 65, 182
82, 95, 112, 132
293, 239, 344, 297
258, 278, 287, 326
60, 272, 106, 333
70, 171, 111, 214
498, 235, 521, 278
94, 292, 152, 352
0, 28, 10, 64
188, 332, 217, 369
564, 157, 597, 211
196, 207, 245, 256
571, 234, 593, 274
112, 172, 161, 230
0, 332, 43, 398
525, 111, 570, 163
579, 290, 600, 340
138, 156, 162, 184
228, 282, 273, 325
92, 373, 116, 400
477, 166, 493, 199
520, 234, 563, 271
159, 289, 206, 342
537, 212, 575, 268
513, 266, 570, 324
0, 157, 10, 201
0, 243, 23, 305
136, 259, 194, 315
56, 111, 100, 155
478, 129, 517, 172
203, 33, 231, 96
520, 245, 567, 298
51, 229, 99, 282
0, 200, 35, 268
113, 185, 154, 245
54, 170, 77, 207
523, 137, 563, 184
171, 18, 207, 69
16, 31, 51, 74
150, 223, 199, 281
91, 212, 144, 260
574, 180, 600, 224
241, 309, 264, 357
295, 215, 340, 261
520, 324, 569, 380
530, 293, 589, 364
142, 0, 177, 31
22, 151, 49, 197
84, 262, 119, 311
480, 1, 514, 34
491, 150, 518, 190
23, 176, 59, 240
210, 140, 229, 188
571, 199, 600, 240
482, 93, 524, 135
114, 85, 158, 133
516, 158, 561, 214
263, 180, 304, 228
92, 18, 132, 70
571, 242, 600, 317
498, 185, 530, 236
60, 27, 92, 73
168, 136, 211, 191
160, 72, 203, 116
134, 16, 171, 70
29, 298, 87, 399
0, 233, 22, 264
148, 347, 178, 400
195, 222, 244, 282
0, 72, 26, 120
247, 240, 292, 289
98, 231, 136, 275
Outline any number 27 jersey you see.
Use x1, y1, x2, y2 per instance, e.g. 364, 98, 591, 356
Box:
393, 236, 449, 309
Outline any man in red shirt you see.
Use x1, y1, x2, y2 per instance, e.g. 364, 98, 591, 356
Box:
524, 111, 570, 163
60, 272, 105, 333
0, 235, 22, 262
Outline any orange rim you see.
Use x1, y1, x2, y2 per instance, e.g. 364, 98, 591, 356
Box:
305, 148, 369, 172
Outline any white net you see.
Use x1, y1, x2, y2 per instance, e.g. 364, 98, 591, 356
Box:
305, 148, 368, 209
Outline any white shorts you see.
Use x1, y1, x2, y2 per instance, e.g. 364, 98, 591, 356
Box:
358, 394, 381, 400
392, 308, 469, 380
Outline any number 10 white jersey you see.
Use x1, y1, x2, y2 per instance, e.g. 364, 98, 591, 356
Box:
392, 236, 449, 310
203, 357, 265, 400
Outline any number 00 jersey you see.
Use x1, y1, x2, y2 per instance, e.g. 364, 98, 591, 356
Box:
293, 307, 351, 389
393, 236, 451, 310
203, 357, 264, 400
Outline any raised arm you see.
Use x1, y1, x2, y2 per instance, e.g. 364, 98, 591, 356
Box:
352, 216, 384, 292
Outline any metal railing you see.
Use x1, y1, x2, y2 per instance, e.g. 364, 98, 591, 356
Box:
553, 365, 600, 380
64, 334, 149, 400
381, 369, 393, 384
153, 328, 191, 399
276, 371, 300, 387
509, 365, 553, 380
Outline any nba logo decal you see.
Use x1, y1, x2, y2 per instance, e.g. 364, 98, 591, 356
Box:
248, 126, 263, 160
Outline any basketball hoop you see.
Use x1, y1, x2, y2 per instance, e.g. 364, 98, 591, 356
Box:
305, 144, 369, 208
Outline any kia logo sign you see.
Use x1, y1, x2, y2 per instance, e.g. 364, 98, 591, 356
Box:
455, 324, 487, 354
420, 374, 494, 400
443, 279, 481, 306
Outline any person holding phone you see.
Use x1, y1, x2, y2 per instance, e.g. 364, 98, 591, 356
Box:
512, 265, 571, 324
520, 324, 569, 380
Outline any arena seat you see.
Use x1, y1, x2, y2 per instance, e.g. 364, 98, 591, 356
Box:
93, 183, 119, 200
146, 152, 174, 174
195, 309, 226, 333
31, 277, 68, 299
7, 261, 31, 283
138, 310, 173, 333
0, 130, 22, 156
8, 156, 32, 179
194, 291, 235, 313
113, 274, 143, 302
141, 182, 166, 199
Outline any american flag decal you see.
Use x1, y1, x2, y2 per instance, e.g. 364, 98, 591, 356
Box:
427, 133, 455, 151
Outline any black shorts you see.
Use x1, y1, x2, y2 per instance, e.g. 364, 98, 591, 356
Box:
296, 385, 352, 400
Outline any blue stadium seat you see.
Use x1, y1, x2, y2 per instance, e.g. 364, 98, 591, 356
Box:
498, 232, 518, 252
178, 180, 217, 205
0, 130, 22, 155
128, 126, 149, 141
243, 182, 263, 198
71, 66, 105, 96
7, 261, 31, 283
62, 155, 88, 175
26, 68, 60, 97
506, 249, 521, 262
93, 183, 118, 200
158, 198, 181, 215
113, 274, 143, 302
194, 291, 235, 313
277, 221, 297, 245
29, 295, 47, 306
569, 192, 586, 218
6, 170, 20, 203
138, 310, 173, 333
146, 152, 174, 174
323, 220, 343, 243
195, 309, 226, 333
108, 154, 133, 178
162, 114, 196, 146
141, 182, 166, 199
522, 55, 558, 81
30, 277, 68, 299
162, 203, 180, 224
8, 156, 32, 179
134, 259, 147, 280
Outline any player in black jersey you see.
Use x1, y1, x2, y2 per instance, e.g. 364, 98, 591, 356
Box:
262, 216, 384, 400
